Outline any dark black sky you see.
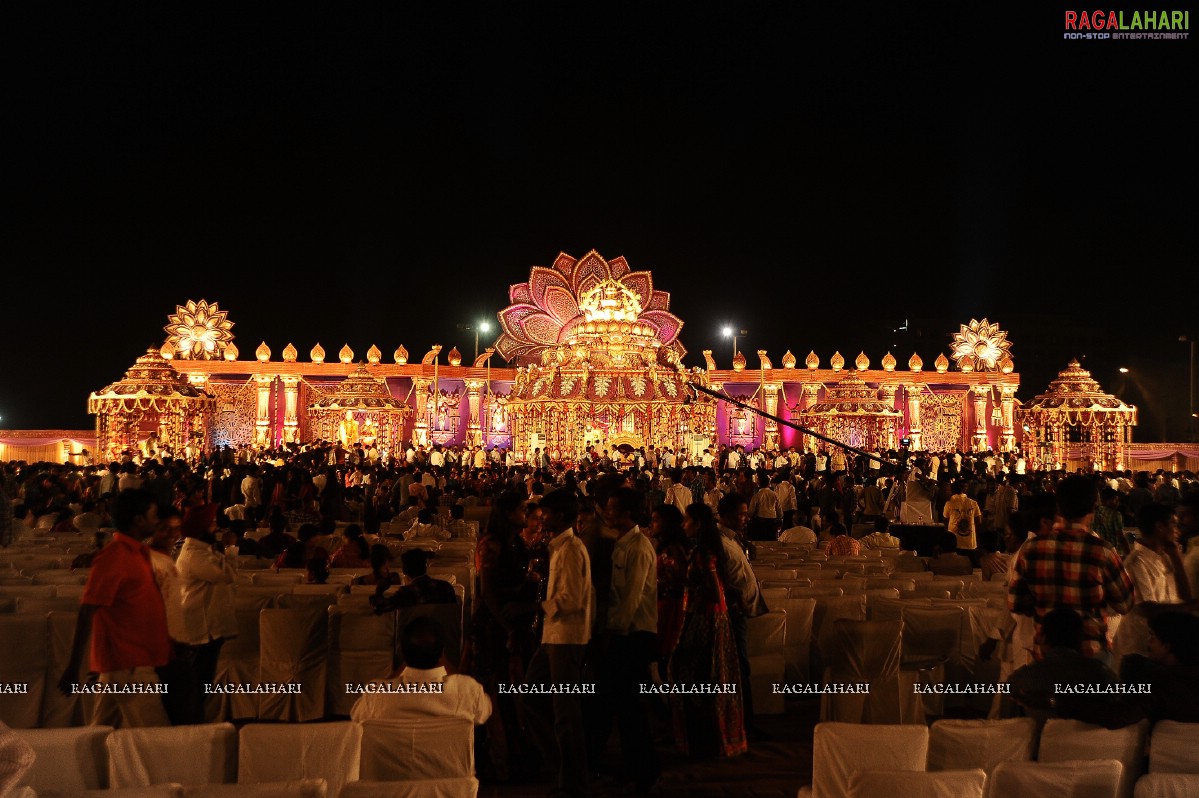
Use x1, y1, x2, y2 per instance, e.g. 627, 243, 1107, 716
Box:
5, 4, 1196, 440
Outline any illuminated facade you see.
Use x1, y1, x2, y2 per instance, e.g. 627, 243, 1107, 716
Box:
87, 252, 1037, 460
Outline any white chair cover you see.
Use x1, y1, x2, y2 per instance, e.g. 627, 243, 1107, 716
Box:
774, 597, 816, 681
848, 769, 986, 798
359, 717, 475, 781
251, 572, 306, 586
927, 718, 1037, 777
338, 778, 479, 798
328, 608, 396, 717
257, 607, 328, 722
107, 723, 237, 787
0, 613, 48, 728
1038, 719, 1150, 798
239, 722, 361, 796
31, 572, 88, 586
40, 786, 185, 798
12, 725, 113, 791
207, 596, 272, 722
899, 606, 962, 716
986, 759, 1123, 798
1148, 720, 1199, 773
43, 610, 95, 727
811, 594, 867, 685
819, 619, 923, 725
1134, 774, 1199, 798
811, 722, 929, 798
0, 585, 56, 599
54, 584, 84, 599
183, 780, 328, 797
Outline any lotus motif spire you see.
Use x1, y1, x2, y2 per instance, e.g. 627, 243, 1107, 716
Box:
164, 299, 235, 360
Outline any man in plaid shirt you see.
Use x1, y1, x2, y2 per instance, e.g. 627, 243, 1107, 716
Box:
1009, 476, 1134, 662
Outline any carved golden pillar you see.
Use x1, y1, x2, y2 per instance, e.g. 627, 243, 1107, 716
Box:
879, 384, 899, 450
801, 383, 821, 451
412, 377, 431, 447
465, 379, 483, 448
762, 381, 782, 451
253, 374, 274, 447
905, 385, 923, 451
972, 386, 990, 452
1000, 385, 1018, 453
280, 375, 300, 444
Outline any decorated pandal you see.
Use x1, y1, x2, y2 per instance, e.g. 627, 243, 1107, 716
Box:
85, 250, 1135, 463
1017, 359, 1138, 472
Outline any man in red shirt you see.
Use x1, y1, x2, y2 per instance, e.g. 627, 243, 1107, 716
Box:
58, 488, 171, 727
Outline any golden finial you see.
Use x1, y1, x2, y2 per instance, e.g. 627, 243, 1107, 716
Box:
805, 351, 820, 370
339, 344, 354, 364
960, 359, 975, 373
732, 351, 747, 371
702, 350, 717, 371
255, 342, 271, 362
782, 350, 797, 369
367, 345, 382, 364
310, 343, 325, 363
282, 343, 298, 363
830, 351, 845, 372
758, 350, 772, 370
1000, 356, 1014, 374
224, 342, 239, 362
882, 352, 897, 371
448, 346, 463, 367
935, 353, 950, 373
159, 342, 174, 360
394, 345, 408, 365
908, 353, 923, 372
854, 351, 870, 371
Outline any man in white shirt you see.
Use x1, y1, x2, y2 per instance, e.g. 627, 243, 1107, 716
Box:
772, 473, 797, 529
1124, 504, 1192, 604
599, 487, 660, 791
522, 489, 593, 798
747, 472, 781, 541
351, 616, 491, 725
240, 467, 262, 523
664, 469, 691, 513
148, 508, 189, 725
726, 447, 742, 471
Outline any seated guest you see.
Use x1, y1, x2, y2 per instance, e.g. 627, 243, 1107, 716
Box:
927, 531, 973, 576
823, 523, 861, 556
350, 616, 491, 724
354, 544, 403, 587
858, 518, 900, 550
446, 503, 475, 539
371, 549, 457, 612
778, 510, 818, 545
404, 508, 449, 541
274, 523, 328, 570
50, 508, 79, 533
257, 512, 295, 559
73, 500, 103, 532
330, 523, 371, 568
1120, 609, 1199, 722
1007, 607, 1141, 728
307, 555, 330, 584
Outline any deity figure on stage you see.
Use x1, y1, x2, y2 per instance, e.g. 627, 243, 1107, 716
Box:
339, 410, 360, 446
360, 418, 378, 446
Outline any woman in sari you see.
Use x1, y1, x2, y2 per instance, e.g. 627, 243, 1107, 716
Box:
670, 503, 747, 758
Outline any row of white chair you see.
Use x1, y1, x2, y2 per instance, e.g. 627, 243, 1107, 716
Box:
12, 719, 477, 798
802, 718, 1199, 798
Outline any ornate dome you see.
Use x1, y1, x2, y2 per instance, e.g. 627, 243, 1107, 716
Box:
794, 374, 902, 417
309, 365, 410, 411
1021, 360, 1137, 417
89, 348, 212, 407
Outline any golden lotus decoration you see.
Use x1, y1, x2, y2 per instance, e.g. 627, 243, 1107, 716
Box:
830, 352, 845, 372
339, 344, 354, 364
224, 342, 238, 362
1000, 356, 1014, 374
255, 342, 271, 362
447, 346, 462, 367
882, 352, 897, 372
496, 249, 684, 367
394, 345, 408, 365
310, 343, 326, 363
854, 352, 870, 371
732, 351, 747, 371
282, 343, 298, 363
163, 300, 235, 360
805, 351, 820, 370
951, 318, 1012, 372
782, 350, 796, 369
935, 353, 950, 373
367, 345, 382, 364
909, 353, 923, 372
159, 342, 174, 360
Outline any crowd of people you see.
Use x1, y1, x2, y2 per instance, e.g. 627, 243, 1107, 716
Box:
2, 439, 1198, 796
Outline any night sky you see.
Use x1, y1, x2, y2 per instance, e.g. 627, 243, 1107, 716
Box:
5, 5, 1196, 441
